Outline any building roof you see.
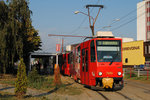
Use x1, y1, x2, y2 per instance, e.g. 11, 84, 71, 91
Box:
30, 52, 56, 58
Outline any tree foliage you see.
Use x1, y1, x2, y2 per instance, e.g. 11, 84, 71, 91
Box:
15, 58, 27, 97
0, 0, 41, 74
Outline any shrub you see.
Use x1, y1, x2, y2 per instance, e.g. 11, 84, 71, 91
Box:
28, 67, 44, 83
15, 58, 27, 97
54, 64, 61, 88
28, 67, 52, 89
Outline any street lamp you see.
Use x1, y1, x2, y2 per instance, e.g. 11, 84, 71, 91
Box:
74, 11, 80, 14
74, 11, 94, 20
74, 11, 95, 36
101, 19, 120, 31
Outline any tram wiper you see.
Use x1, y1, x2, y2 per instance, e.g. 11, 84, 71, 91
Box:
109, 51, 119, 65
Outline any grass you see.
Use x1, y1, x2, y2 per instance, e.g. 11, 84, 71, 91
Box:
0, 75, 16, 86
28, 76, 54, 90
57, 84, 82, 95
0, 79, 16, 85
0, 91, 49, 100
124, 73, 150, 84
0, 74, 55, 91
0, 74, 82, 99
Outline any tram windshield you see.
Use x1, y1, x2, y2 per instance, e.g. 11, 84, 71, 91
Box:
96, 40, 121, 62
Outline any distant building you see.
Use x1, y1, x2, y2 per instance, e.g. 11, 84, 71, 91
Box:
116, 37, 134, 43
137, 0, 150, 41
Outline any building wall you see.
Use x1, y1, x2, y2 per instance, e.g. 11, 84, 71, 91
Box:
137, 0, 150, 41
145, 0, 150, 40
137, 1, 146, 41
123, 40, 145, 66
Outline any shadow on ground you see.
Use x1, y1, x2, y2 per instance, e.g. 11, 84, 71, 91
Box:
31, 82, 74, 97
0, 93, 15, 99
0, 86, 14, 91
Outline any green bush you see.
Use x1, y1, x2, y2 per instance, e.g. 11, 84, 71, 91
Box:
28, 67, 53, 89
28, 67, 44, 83
15, 58, 28, 97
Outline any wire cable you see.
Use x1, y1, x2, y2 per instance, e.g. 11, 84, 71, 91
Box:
111, 10, 145, 31
97, 3, 145, 31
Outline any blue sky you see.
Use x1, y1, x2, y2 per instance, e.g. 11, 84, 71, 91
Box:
29, 0, 143, 53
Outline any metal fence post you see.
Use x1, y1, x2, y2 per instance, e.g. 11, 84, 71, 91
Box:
138, 69, 140, 77
130, 68, 132, 78
147, 70, 149, 80
123, 68, 125, 77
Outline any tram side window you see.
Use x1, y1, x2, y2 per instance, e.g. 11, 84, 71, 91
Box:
90, 40, 96, 62
68, 53, 71, 64
86, 50, 88, 72
78, 46, 81, 63
68, 52, 73, 64
82, 49, 85, 71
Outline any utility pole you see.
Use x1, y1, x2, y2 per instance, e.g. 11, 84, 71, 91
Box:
86, 5, 104, 36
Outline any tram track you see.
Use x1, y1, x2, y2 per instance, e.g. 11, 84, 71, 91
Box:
115, 91, 132, 100
96, 91, 133, 100
96, 91, 109, 100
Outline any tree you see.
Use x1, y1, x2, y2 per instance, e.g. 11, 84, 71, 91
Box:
0, 1, 9, 74
0, 0, 41, 74
9, 0, 41, 70
15, 58, 27, 97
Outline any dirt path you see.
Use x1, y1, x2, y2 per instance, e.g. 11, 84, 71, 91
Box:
0, 76, 150, 100
0, 84, 46, 96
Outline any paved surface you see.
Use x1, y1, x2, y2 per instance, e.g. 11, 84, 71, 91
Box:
0, 78, 150, 100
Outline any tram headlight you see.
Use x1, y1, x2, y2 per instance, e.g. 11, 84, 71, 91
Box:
118, 72, 121, 76
98, 72, 102, 76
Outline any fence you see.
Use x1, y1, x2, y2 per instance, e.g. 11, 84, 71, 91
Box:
123, 68, 150, 80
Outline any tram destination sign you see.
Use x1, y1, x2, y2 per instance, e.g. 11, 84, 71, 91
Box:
97, 40, 120, 46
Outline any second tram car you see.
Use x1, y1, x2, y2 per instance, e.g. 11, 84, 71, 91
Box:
62, 53, 71, 76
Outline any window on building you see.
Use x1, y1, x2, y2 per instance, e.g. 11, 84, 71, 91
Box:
147, 2, 150, 8
149, 45, 150, 54
145, 46, 148, 54
147, 12, 150, 17
147, 21, 150, 26
125, 58, 128, 63
147, 31, 150, 40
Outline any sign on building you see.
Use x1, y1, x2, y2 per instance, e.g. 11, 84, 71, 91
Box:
56, 44, 61, 52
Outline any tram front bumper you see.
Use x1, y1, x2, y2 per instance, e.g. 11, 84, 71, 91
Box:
102, 78, 114, 89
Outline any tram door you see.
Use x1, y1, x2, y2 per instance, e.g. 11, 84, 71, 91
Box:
81, 48, 89, 85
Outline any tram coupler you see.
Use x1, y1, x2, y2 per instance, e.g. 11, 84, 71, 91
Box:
102, 78, 114, 89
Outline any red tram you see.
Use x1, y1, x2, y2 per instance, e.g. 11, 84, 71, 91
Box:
61, 53, 70, 76
62, 32, 123, 89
